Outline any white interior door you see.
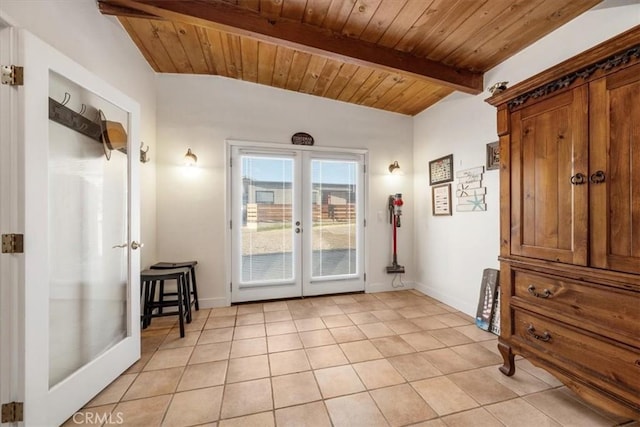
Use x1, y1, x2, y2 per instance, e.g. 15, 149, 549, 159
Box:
0, 28, 140, 426
230, 144, 365, 303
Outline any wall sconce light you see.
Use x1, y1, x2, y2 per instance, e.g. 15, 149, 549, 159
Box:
184, 148, 198, 166
388, 160, 401, 174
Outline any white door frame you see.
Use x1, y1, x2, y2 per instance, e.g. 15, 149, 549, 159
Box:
0, 28, 141, 426
225, 139, 368, 304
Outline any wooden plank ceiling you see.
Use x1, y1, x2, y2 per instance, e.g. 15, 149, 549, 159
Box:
98, 0, 601, 116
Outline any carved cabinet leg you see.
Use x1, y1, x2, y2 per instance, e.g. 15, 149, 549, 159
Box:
498, 341, 516, 376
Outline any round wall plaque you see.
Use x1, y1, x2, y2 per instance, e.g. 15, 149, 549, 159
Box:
291, 132, 314, 146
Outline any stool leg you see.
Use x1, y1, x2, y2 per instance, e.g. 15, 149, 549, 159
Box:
190, 266, 199, 311
158, 280, 165, 314
141, 280, 149, 328
177, 276, 185, 338
183, 273, 192, 323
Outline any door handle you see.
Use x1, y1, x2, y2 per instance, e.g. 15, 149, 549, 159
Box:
570, 173, 587, 185
112, 243, 127, 249
295, 228, 302, 234
131, 241, 144, 250
590, 170, 606, 184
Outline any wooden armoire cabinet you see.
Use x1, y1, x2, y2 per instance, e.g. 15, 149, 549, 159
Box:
487, 26, 640, 419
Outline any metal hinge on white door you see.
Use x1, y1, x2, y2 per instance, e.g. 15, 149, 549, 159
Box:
1, 65, 23, 86
1, 234, 24, 253
1, 402, 24, 423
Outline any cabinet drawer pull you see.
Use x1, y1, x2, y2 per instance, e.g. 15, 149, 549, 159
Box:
527, 325, 551, 342
570, 173, 587, 185
527, 285, 552, 298
589, 170, 606, 184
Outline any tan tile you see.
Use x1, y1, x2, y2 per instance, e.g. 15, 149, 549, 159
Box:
122, 367, 183, 400
178, 360, 227, 391
421, 348, 476, 374
305, 344, 348, 369
314, 305, 344, 317
448, 369, 518, 405
371, 309, 403, 322
112, 394, 171, 427
184, 319, 207, 332
220, 378, 273, 419
524, 388, 618, 426
358, 322, 396, 339
237, 303, 263, 315
331, 295, 358, 304
516, 359, 563, 387
411, 316, 450, 330
454, 324, 498, 341
352, 359, 405, 389
190, 342, 231, 364
144, 347, 193, 371
233, 324, 265, 340
387, 353, 442, 381
226, 354, 270, 383
309, 297, 336, 307
435, 303, 458, 313
412, 376, 478, 416
266, 320, 297, 336
325, 392, 388, 426
275, 401, 331, 427
272, 371, 322, 408
263, 300, 289, 312
163, 386, 224, 427
337, 302, 366, 313
479, 365, 552, 396
400, 331, 446, 351
198, 327, 234, 344
269, 349, 311, 376
62, 405, 116, 427
478, 339, 502, 356
329, 325, 366, 343
410, 419, 448, 427
428, 328, 474, 346
559, 387, 631, 425
485, 398, 561, 427
434, 313, 472, 327
385, 319, 422, 334
370, 384, 437, 426
211, 306, 237, 317
441, 407, 503, 427
264, 310, 293, 323
295, 317, 327, 332
160, 331, 201, 349
321, 314, 353, 328
314, 365, 365, 398
267, 333, 303, 353
370, 335, 416, 357
348, 312, 381, 324
205, 315, 236, 329
397, 306, 428, 319
123, 352, 152, 374
236, 312, 264, 326
86, 373, 136, 407
450, 343, 502, 367
191, 308, 211, 320
339, 340, 383, 363
299, 329, 336, 347
141, 335, 165, 353
291, 307, 320, 319
219, 411, 275, 427
230, 337, 267, 358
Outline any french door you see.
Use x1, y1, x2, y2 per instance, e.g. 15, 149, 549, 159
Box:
0, 28, 140, 425
230, 145, 365, 303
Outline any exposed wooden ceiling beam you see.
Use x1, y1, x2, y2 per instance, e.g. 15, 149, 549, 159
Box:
98, 1, 162, 20
99, 0, 484, 94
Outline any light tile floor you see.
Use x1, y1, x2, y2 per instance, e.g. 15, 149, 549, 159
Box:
66, 290, 638, 426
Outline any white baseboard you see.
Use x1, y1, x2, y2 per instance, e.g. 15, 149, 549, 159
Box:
413, 282, 476, 317
198, 297, 230, 309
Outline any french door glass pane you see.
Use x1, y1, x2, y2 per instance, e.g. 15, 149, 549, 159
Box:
48, 72, 128, 387
241, 156, 294, 283
311, 159, 358, 278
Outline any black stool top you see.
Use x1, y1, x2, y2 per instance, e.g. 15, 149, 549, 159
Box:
141, 267, 190, 279
151, 261, 197, 269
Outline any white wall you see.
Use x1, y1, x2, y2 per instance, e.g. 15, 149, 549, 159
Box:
156, 75, 414, 307
0, 0, 158, 267
412, 2, 640, 316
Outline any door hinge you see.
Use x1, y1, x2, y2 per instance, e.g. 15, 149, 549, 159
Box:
1, 234, 24, 253
1, 65, 24, 86
230, 282, 232, 292
1, 402, 24, 423
364, 218, 367, 227
229, 157, 233, 167
363, 164, 367, 173
230, 220, 232, 230
364, 273, 367, 282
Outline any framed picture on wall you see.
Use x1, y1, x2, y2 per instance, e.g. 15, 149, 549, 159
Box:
432, 184, 452, 216
486, 141, 500, 170
429, 154, 454, 185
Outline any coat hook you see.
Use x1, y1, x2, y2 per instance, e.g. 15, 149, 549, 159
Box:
140, 141, 150, 163
61, 92, 71, 106
78, 104, 87, 116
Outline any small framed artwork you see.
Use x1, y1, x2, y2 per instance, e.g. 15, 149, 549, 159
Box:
429, 154, 454, 185
486, 141, 500, 171
432, 184, 452, 216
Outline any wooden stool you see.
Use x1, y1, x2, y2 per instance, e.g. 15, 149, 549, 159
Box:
151, 261, 199, 311
140, 267, 191, 337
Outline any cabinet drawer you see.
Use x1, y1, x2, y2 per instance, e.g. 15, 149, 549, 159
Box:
513, 270, 640, 340
513, 310, 640, 396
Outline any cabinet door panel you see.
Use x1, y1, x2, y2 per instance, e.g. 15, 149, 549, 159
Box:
510, 88, 588, 264
590, 63, 640, 274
